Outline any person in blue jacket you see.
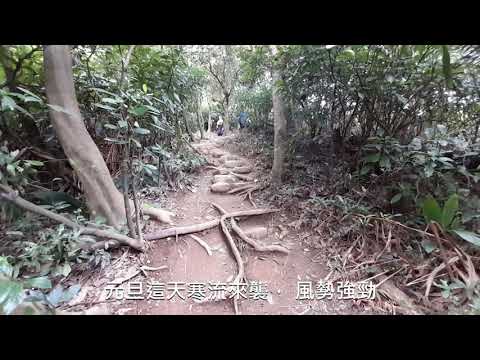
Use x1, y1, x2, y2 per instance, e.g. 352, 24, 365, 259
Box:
238, 111, 248, 130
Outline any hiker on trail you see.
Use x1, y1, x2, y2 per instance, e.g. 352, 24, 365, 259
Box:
216, 116, 224, 136
238, 111, 248, 130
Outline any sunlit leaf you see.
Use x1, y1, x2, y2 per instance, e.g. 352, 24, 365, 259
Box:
451, 230, 480, 247
134, 128, 150, 135
390, 193, 402, 204
23, 277, 52, 289
423, 196, 442, 225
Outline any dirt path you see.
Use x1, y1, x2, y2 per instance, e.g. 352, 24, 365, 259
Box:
92, 134, 377, 315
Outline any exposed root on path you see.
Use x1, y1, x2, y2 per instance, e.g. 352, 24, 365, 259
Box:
210, 202, 245, 314
230, 218, 290, 254
144, 208, 279, 241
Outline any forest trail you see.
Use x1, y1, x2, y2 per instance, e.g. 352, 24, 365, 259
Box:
92, 133, 371, 315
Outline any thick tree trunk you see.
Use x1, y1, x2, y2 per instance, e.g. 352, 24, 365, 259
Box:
44, 45, 128, 228
271, 68, 288, 184
43, 45, 174, 229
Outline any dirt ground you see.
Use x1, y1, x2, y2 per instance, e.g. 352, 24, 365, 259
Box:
69, 133, 385, 315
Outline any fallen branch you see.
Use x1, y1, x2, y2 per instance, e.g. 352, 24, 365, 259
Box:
424, 256, 460, 302
0, 184, 143, 251
376, 275, 424, 315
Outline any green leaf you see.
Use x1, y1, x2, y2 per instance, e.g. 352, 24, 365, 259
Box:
46, 286, 64, 307
101, 97, 123, 104
423, 196, 442, 225
451, 230, 480, 247
424, 163, 435, 178
23, 276, 52, 289
47, 104, 73, 116
55, 263, 71, 277
23, 96, 42, 103
90, 87, 118, 97
421, 239, 437, 254
360, 165, 372, 175
379, 156, 391, 169
362, 153, 381, 163
26, 160, 44, 167
142, 84, 148, 93
131, 138, 142, 148
1, 95, 16, 111
14, 104, 34, 119
0, 257, 13, 278
104, 123, 118, 130
129, 106, 148, 117
441, 194, 459, 230
390, 193, 402, 204
17, 87, 42, 102
0, 280, 25, 315
63, 284, 81, 303
94, 103, 115, 111
118, 120, 128, 128
396, 94, 408, 104
134, 128, 150, 135
6, 164, 16, 176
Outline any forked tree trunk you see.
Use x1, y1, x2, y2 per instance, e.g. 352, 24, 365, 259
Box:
43, 45, 173, 229
271, 68, 288, 184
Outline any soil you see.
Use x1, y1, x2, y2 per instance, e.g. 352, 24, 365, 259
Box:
70, 133, 385, 315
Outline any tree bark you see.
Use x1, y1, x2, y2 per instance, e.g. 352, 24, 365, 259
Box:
196, 96, 205, 140
271, 68, 288, 184
118, 45, 135, 90
43, 45, 174, 229
183, 108, 195, 142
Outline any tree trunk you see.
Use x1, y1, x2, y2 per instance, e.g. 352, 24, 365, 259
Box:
183, 108, 195, 142
271, 68, 288, 184
42, 45, 181, 232
223, 100, 230, 135
207, 111, 212, 134
287, 98, 297, 135
196, 97, 205, 140
118, 45, 135, 90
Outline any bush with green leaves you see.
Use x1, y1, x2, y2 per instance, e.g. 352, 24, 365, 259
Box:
0, 256, 83, 315
422, 193, 480, 247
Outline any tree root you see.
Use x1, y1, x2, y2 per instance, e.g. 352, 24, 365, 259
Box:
230, 219, 290, 254
0, 184, 144, 251
189, 234, 212, 256
144, 208, 279, 241
205, 166, 254, 182
210, 202, 245, 315
227, 183, 257, 194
